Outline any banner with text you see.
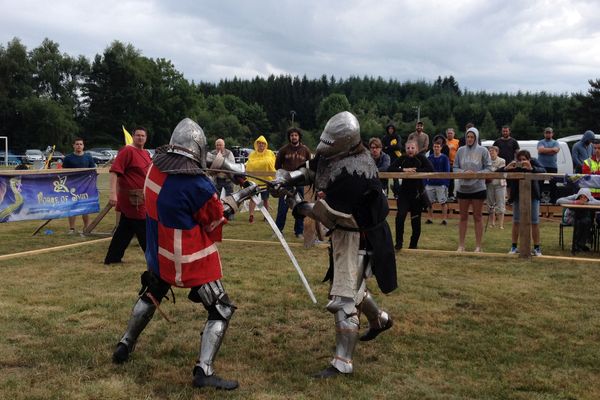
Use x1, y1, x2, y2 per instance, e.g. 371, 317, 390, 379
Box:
0, 170, 100, 222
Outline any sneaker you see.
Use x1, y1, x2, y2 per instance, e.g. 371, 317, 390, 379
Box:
456, 247, 465, 252
425, 219, 433, 224
532, 248, 543, 257
295, 234, 304, 239
473, 247, 482, 253
67, 228, 76, 235
508, 246, 519, 254
248, 215, 254, 224
441, 220, 447, 225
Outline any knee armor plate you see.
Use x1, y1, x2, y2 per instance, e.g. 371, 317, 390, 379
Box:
189, 280, 236, 320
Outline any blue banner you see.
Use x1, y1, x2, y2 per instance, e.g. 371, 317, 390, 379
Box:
0, 170, 100, 222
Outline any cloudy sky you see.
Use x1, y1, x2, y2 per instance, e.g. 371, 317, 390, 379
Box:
2, 0, 599, 94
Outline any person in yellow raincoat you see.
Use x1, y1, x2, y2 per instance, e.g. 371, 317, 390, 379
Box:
245, 135, 276, 223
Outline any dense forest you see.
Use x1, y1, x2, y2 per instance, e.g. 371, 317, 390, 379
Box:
1, 37, 599, 153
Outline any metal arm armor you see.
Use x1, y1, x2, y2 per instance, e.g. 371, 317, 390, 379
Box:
222, 182, 260, 219
269, 163, 314, 197
281, 165, 314, 186
291, 198, 316, 220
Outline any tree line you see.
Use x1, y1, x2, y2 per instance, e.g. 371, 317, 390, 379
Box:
1, 37, 599, 153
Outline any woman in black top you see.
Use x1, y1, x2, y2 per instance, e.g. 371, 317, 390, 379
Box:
388, 140, 433, 250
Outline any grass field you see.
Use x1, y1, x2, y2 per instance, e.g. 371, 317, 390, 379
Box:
1, 173, 599, 399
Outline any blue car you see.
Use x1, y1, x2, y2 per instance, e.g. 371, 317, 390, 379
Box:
0, 151, 23, 166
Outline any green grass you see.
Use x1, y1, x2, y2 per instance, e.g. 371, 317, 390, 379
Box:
1, 173, 599, 399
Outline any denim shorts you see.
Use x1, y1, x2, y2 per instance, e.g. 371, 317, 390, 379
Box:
512, 199, 540, 224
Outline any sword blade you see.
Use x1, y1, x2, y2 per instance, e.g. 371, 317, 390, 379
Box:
252, 195, 317, 304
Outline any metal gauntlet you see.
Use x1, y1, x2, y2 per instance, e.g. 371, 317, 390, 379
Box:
269, 166, 314, 197
206, 151, 246, 185
222, 182, 260, 219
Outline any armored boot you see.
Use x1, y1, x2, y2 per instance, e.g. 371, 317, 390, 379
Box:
315, 297, 359, 378
358, 291, 393, 342
192, 320, 238, 390
112, 298, 156, 363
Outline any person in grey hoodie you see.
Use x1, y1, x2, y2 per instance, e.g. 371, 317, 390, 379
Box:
571, 130, 596, 173
556, 188, 600, 253
453, 127, 492, 252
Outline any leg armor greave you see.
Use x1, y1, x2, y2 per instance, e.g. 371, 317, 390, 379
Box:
358, 290, 390, 331
357, 289, 393, 342
117, 298, 156, 353
197, 320, 228, 376
113, 271, 171, 364
190, 280, 236, 377
326, 296, 360, 374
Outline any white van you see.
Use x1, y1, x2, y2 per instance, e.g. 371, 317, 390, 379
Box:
481, 140, 573, 175
481, 139, 575, 202
557, 134, 600, 153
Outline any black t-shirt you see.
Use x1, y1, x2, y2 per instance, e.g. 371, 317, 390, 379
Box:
493, 137, 520, 163
388, 154, 433, 194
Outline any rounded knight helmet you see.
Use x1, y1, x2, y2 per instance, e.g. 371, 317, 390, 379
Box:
315, 111, 361, 159
168, 118, 207, 168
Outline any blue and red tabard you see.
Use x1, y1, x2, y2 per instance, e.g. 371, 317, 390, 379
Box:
144, 164, 227, 288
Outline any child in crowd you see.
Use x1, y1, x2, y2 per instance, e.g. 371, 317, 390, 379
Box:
425, 141, 451, 225
486, 146, 506, 229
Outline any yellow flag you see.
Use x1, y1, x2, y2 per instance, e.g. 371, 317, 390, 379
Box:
44, 145, 55, 169
122, 125, 133, 145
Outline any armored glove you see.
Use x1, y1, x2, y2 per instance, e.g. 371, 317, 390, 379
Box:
206, 152, 246, 185
286, 192, 302, 210
222, 182, 260, 220
290, 194, 314, 220
268, 168, 313, 198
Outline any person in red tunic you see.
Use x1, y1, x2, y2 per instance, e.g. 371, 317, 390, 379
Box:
112, 118, 254, 390
104, 127, 152, 265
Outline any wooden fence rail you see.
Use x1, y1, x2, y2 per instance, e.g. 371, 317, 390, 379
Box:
1, 168, 573, 260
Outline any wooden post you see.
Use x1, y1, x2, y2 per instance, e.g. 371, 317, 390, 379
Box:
518, 177, 532, 259
83, 203, 113, 235
31, 219, 52, 236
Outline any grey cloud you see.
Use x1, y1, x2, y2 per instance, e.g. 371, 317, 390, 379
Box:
1, 0, 599, 93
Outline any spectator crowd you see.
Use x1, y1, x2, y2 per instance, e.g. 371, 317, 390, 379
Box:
27, 119, 598, 258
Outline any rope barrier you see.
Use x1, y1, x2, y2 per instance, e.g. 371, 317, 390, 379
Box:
1, 236, 597, 263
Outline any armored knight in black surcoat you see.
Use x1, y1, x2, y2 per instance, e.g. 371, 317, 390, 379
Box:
272, 111, 397, 378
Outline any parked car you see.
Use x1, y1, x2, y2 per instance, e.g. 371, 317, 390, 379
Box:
86, 150, 111, 165
89, 148, 118, 161
24, 149, 45, 164
48, 150, 65, 163
103, 149, 118, 160
0, 151, 22, 166
231, 146, 252, 164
